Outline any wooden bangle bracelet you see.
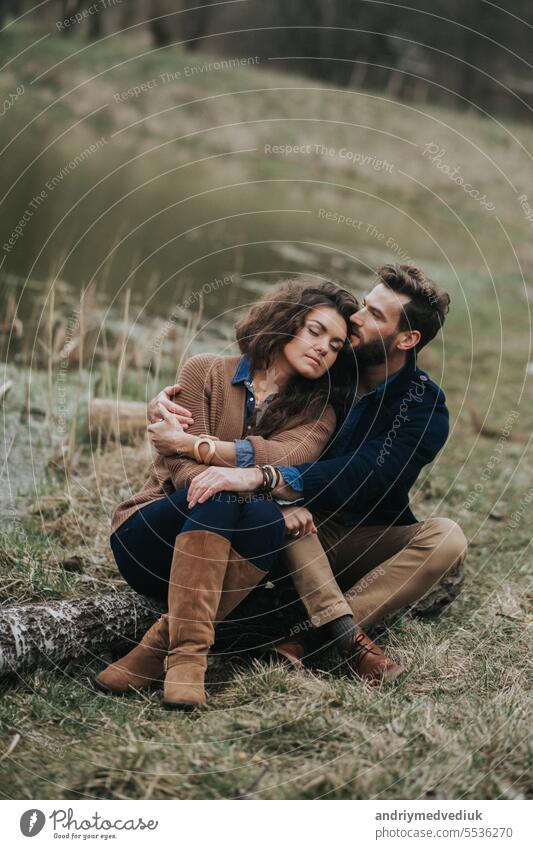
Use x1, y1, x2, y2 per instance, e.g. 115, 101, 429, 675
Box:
193, 436, 216, 464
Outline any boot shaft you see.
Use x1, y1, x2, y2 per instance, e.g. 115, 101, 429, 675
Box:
166, 530, 232, 662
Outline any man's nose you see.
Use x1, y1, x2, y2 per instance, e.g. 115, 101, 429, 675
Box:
351, 310, 363, 325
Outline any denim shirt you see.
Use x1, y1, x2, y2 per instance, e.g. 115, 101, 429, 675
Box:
231, 355, 276, 468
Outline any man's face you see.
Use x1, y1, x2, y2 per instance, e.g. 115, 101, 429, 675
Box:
349, 283, 412, 366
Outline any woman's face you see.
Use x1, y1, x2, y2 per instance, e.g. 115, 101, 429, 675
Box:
282, 306, 348, 379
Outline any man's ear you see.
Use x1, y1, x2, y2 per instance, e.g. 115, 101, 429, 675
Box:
397, 330, 420, 351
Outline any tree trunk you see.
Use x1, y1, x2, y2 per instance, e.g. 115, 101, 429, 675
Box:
88, 10, 102, 40
0, 559, 464, 676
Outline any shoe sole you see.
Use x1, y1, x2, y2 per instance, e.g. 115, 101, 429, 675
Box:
162, 699, 204, 712
92, 676, 163, 696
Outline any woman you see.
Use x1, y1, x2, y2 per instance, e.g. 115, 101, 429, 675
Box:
95, 278, 359, 710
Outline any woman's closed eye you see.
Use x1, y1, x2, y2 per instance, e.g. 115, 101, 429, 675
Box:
307, 324, 343, 353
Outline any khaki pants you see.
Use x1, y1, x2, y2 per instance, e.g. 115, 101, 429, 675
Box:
282, 510, 468, 629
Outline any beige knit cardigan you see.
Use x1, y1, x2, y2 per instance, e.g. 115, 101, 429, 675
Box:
110, 353, 336, 534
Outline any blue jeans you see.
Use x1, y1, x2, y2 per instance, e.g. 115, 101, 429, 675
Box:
110, 489, 287, 602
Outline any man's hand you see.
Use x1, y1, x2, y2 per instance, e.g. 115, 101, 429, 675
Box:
147, 384, 194, 427
187, 467, 263, 508
147, 403, 189, 456
282, 506, 317, 538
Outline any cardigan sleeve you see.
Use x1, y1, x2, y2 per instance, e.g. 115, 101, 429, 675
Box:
246, 405, 336, 467
162, 353, 219, 490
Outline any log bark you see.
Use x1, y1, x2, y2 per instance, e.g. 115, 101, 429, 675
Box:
0, 562, 465, 676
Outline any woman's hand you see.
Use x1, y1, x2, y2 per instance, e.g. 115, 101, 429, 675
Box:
147, 403, 190, 456
187, 467, 263, 508
281, 506, 317, 538
147, 384, 194, 427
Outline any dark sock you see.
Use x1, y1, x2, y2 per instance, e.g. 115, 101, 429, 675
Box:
317, 614, 358, 652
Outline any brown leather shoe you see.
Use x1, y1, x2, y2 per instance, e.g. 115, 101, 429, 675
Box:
268, 634, 312, 669
94, 614, 168, 695
340, 628, 404, 685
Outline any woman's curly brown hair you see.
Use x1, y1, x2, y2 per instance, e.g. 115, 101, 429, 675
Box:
235, 278, 359, 437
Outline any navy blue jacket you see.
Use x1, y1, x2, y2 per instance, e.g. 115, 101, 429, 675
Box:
295, 350, 449, 527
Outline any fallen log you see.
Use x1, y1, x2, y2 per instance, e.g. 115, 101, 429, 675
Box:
87, 398, 147, 443
0, 561, 465, 676
0, 380, 13, 407
0, 592, 164, 677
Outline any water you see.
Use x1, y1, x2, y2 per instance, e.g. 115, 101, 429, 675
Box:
0, 117, 451, 330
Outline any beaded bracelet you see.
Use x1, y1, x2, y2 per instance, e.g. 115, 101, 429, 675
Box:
254, 464, 281, 493
263, 464, 281, 490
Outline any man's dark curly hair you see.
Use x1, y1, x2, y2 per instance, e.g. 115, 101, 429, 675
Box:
377, 264, 450, 351
235, 278, 359, 437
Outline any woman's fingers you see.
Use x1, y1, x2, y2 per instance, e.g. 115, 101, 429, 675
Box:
188, 470, 228, 507
157, 402, 176, 424
188, 473, 214, 507
154, 390, 193, 425
163, 383, 182, 397
166, 400, 193, 421
189, 486, 212, 508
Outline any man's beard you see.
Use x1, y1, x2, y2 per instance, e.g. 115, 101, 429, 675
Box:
354, 332, 397, 366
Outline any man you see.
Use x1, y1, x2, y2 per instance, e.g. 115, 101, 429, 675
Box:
151, 264, 468, 684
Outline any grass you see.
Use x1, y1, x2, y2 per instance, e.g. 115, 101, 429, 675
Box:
0, 27, 532, 800
0, 273, 530, 800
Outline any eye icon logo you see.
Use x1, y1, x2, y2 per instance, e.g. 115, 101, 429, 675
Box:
20, 809, 46, 837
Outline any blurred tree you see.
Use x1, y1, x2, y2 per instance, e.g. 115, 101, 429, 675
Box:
149, 0, 173, 47
119, 0, 137, 30
0, 0, 22, 31
88, 7, 102, 40
59, 1, 84, 36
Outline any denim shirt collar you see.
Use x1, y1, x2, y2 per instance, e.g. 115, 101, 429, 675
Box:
231, 354, 253, 386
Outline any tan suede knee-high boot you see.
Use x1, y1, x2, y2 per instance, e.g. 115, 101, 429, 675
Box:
94, 548, 268, 697
215, 548, 267, 622
163, 530, 231, 711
